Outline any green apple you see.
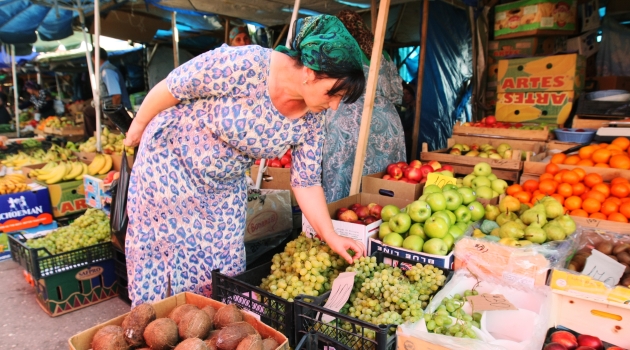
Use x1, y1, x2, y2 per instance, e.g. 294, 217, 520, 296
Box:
468, 201, 486, 222
431, 211, 453, 226
408, 223, 427, 240
417, 194, 429, 202
474, 186, 494, 199
388, 213, 412, 234
383, 232, 404, 247
423, 238, 448, 256
440, 171, 454, 178
444, 210, 457, 225
424, 217, 449, 239
448, 226, 464, 240
423, 184, 442, 194
487, 174, 498, 181
426, 193, 447, 212
379, 222, 394, 239
406, 200, 432, 223
454, 205, 472, 223
455, 221, 469, 232
473, 162, 492, 177
471, 176, 491, 189
457, 187, 477, 205
381, 205, 400, 222
403, 235, 424, 252
443, 189, 463, 211
442, 184, 458, 192
462, 174, 476, 187
491, 179, 508, 195
442, 232, 455, 250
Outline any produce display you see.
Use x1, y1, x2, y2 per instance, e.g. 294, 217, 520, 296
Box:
381, 160, 453, 184
548, 137, 630, 169
255, 148, 292, 168
544, 328, 623, 350
39, 116, 75, 129
567, 233, 630, 288
78, 127, 133, 155
27, 154, 112, 184
336, 202, 383, 225
0, 173, 29, 194
26, 209, 109, 255
460, 116, 557, 131
460, 162, 509, 199
450, 142, 514, 160
1, 144, 74, 169
424, 290, 482, 339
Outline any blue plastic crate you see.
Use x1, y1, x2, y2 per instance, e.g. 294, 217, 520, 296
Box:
554, 128, 597, 144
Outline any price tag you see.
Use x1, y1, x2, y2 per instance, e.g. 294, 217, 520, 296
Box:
582, 250, 626, 287
425, 173, 457, 189
466, 293, 518, 312
321, 272, 355, 323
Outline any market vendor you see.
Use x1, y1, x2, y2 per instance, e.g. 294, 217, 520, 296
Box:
322, 10, 406, 203
0, 92, 12, 125
19, 81, 55, 118
122, 15, 366, 306
229, 26, 252, 46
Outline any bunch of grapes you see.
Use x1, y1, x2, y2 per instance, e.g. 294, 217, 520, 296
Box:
424, 290, 482, 339
26, 209, 110, 255
259, 235, 349, 301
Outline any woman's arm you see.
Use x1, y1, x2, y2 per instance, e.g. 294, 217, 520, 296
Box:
123, 79, 179, 147
292, 185, 363, 264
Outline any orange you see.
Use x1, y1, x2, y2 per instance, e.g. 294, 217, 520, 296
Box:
539, 173, 554, 182
545, 163, 560, 175
611, 177, 629, 185
565, 196, 583, 211
611, 183, 630, 198
599, 143, 609, 148
610, 149, 624, 156
539, 180, 558, 195
606, 144, 624, 152
506, 184, 523, 196
557, 183, 573, 197
514, 191, 532, 204
591, 183, 610, 198
560, 170, 580, 185
584, 190, 607, 203
570, 209, 589, 217
622, 198, 630, 204
572, 168, 586, 180
551, 194, 565, 205
572, 183, 586, 196
591, 149, 612, 164
594, 163, 610, 168
576, 159, 595, 167
611, 136, 630, 151
563, 155, 581, 165
620, 202, 630, 219
551, 153, 567, 164
578, 145, 598, 159
607, 197, 622, 205
582, 198, 601, 214
600, 201, 619, 216
554, 170, 567, 183
584, 173, 603, 188
522, 180, 539, 193
608, 213, 628, 223
609, 155, 630, 170
589, 212, 607, 220
532, 193, 546, 204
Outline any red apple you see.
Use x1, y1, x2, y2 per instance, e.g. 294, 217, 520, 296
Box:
363, 216, 378, 225
388, 166, 403, 179
575, 347, 595, 350
382, 174, 392, 180
442, 164, 454, 172
280, 154, 291, 166
269, 159, 282, 167
355, 205, 370, 219
409, 160, 422, 168
336, 208, 349, 220
407, 180, 419, 184
480, 117, 487, 125
420, 165, 434, 178
387, 178, 399, 181
404, 167, 423, 182
397, 161, 408, 168
427, 160, 442, 170
544, 343, 568, 350
398, 178, 409, 183
284, 148, 292, 156
349, 203, 362, 212
255, 159, 261, 165
369, 204, 383, 220
515, 123, 523, 128
339, 210, 359, 222
576, 335, 602, 350
386, 163, 400, 174
419, 177, 427, 184
551, 331, 578, 350
284, 163, 291, 168
486, 116, 496, 125
606, 347, 625, 350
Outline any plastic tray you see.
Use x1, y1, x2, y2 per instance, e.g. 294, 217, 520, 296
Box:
554, 128, 597, 143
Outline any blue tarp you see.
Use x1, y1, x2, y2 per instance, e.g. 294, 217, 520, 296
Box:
0, 43, 37, 69
0, 0, 79, 44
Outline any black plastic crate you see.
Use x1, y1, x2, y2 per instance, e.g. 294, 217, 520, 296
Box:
576, 95, 630, 117
8, 232, 114, 280
113, 248, 127, 280
293, 251, 453, 350
117, 276, 131, 305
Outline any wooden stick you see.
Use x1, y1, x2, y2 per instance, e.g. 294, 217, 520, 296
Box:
371, 0, 378, 33
273, 24, 289, 49
411, 0, 430, 159
224, 17, 230, 45
349, 0, 391, 196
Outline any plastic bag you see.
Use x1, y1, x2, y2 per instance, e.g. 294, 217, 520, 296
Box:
110, 149, 131, 251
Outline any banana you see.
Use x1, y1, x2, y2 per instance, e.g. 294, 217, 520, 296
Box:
63, 162, 83, 180
88, 154, 105, 176
98, 154, 113, 175
45, 164, 69, 185
75, 163, 88, 180
38, 164, 67, 182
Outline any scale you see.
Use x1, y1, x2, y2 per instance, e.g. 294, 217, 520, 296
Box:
593, 120, 630, 142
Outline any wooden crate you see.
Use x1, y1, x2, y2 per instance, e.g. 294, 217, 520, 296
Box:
572, 116, 620, 129
546, 140, 581, 151
523, 154, 630, 181
452, 122, 550, 141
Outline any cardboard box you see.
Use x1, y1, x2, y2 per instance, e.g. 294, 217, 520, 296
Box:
494, 0, 577, 39
486, 89, 497, 109
579, 0, 600, 32
487, 63, 499, 90
496, 90, 575, 124
68, 292, 289, 350
549, 269, 630, 305
497, 54, 585, 93
361, 171, 423, 202
0, 183, 53, 233
368, 233, 455, 269
566, 30, 599, 58
250, 165, 297, 207
83, 175, 111, 210
488, 37, 568, 64
302, 193, 412, 248
592, 76, 630, 91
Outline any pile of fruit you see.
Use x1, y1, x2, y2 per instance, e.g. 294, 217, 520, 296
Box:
449, 142, 514, 160
519, 163, 630, 223
39, 116, 74, 129
78, 127, 133, 155
460, 162, 509, 199
0, 173, 29, 194
460, 116, 556, 131
335, 202, 383, 225
473, 195, 577, 246
90, 302, 280, 350
567, 236, 630, 288
544, 329, 623, 350
548, 137, 630, 169
381, 160, 454, 184
255, 148, 292, 168
26, 209, 109, 255
1, 145, 74, 169
27, 154, 112, 184
424, 290, 483, 339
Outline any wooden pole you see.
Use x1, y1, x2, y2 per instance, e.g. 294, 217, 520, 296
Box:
273, 24, 289, 49
371, 0, 378, 33
349, 0, 391, 196
172, 12, 180, 68
11, 44, 19, 138
95, 0, 101, 152
411, 0, 430, 159
224, 18, 230, 45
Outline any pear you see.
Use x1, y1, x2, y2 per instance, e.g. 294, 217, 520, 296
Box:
553, 215, 577, 235
485, 204, 500, 221
499, 221, 525, 239
540, 197, 565, 219
517, 204, 530, 217
499, 237, 519, 247
514, 219, 527, 231
499, 195, 521, 213
518, 240, 533, 247
472, 229, 486, 238
520, 204, 548, 226
490, 228, 501, 237
543, 222, 566, 241
496, 212, 518, 226
524, 224, 547, 244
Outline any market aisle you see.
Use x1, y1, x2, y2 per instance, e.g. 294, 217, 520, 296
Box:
0, 260, 130, 349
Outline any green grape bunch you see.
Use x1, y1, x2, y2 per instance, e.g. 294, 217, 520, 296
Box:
424, 289, 483, 339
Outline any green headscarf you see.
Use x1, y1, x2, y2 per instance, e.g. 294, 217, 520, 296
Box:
275, 15, 363, 72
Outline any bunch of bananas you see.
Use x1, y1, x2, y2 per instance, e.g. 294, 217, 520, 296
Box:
0, 173, 29, 194
0, 145, 74, 170
1, 153, 37, 169
28, 154, 112, 185
78, 127, 134, 155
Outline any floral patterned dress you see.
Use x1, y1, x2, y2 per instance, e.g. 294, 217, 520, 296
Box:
322, 56, 406, 203
125, 45, 324, 306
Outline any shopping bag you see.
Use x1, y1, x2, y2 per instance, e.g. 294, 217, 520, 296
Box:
110, 148, 132, 251
102, 104, 133, 133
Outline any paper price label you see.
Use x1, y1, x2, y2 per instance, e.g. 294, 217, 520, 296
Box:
321, 272, 356, 323
467, 293, 517, 312
582, 250, 625, 287
425, 173, 457, 189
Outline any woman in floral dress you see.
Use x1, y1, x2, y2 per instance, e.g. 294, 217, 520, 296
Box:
123, 15, 366, 306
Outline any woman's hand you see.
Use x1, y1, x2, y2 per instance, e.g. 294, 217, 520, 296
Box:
324, 233, 364, 264
123, 121, 145, 147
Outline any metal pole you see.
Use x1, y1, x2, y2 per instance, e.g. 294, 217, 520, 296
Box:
78, 9, 96, 91
36, 64, 42, 86
95, 0, 102, 151
410, 0, 430, 159
286, 0, 301, 46
55, 74, 63, 100
273, 24, 289, 49
11, 44, 20, 138
172, 12, 180, 68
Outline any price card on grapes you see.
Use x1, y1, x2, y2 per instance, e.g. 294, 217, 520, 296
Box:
467, 293, 517, 312
321, 272, 356, 323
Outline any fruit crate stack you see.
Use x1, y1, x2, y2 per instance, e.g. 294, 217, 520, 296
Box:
452, 120, 551, 141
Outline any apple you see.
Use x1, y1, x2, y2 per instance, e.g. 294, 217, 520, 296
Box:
336, 207, 349, 220
448, 225, 465, 240
461, 145, 470, 152
388, 166, 403, 179
471, 176, 492, 189
550, 331, 578, 350
543, 344, 568, 350
383, 232, 404, 247
397, 161, 408, 168
369, 204, 383, 220
457, 187, 476, 205
427, 160, 442, 170
419, 165, 434, 178
426, 193, 447, 212
473, 162, 492, 177
487, 173, 498, 181
475, 186, 494, 199
387, 163, 400, 174
406, 200, 432, 223
403, 235, 424, 252
443, 189, 463, 211
442, 164, 454, 172
388, 213, 412, 234
452, 144, 464, 151
576, 335, 602, 350
381, 205, 400, 222
339, 210, 358, 222
449, 148, 462, 155
468, 201, 486, 221
382, 174, 392, 180
409, 223, 427, 240
462, 174, 476, 187
486, 116, 496, 125
280, 154, 291, 166
349, 203, 362, 212
454, 205, 472, 223
363, 216, 379, 225
379, 222, 394, 239
442, 232, 455, 250
455, 222, 469, 232
491, 179, 508, 194
423, 184, 442, 194
269, 159, 282, 167
409, 160, 422, 168
442, 184, 458, 192
423, 238, 448, 255
355, 205, 370, 219
575, 347, 595, 350
424, 217, 450, 239
432, 211, 453, 227
404, 167, 423, 182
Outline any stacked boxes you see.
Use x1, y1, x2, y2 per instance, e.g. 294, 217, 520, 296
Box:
494, 0, 577, 39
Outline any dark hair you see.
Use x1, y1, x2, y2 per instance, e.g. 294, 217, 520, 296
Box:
92, 47, 108, 60
24, 81, 40, 91
402, 83, 415, 96
292, 56, 365, 104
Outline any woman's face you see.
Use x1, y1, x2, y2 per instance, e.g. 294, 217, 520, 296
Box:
403, 89, 414, 105
231, 33, 251, 47
302, 78, 344, 114
26, 88, 36, 95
